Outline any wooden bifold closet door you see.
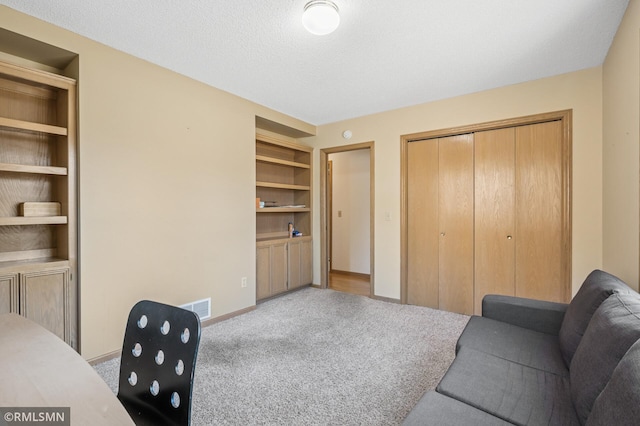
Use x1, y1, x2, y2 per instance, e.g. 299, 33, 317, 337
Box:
474, 127, 516, 315
407, 134, 474, 314
406, 117, 569, 315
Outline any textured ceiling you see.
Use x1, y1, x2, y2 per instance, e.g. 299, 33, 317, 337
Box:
0, 0, 630, 125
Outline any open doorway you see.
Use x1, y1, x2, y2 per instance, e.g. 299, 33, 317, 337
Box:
320, 142, 374, 296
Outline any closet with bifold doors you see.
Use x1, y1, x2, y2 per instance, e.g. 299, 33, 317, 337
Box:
403, 111, 571, 315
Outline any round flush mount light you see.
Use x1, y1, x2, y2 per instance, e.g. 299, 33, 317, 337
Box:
302, 1, 340, 36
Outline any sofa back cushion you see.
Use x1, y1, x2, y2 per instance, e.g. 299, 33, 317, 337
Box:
586, 339, 640, 426
570, 293, 640, 424
559, 270, 631, 366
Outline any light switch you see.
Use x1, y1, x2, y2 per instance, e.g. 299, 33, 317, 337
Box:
338, 210, 342, 218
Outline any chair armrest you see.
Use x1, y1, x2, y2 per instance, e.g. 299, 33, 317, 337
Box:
482, 294, 568, 335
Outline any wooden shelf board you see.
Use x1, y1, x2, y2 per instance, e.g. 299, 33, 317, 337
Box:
256, 235, 312, 245
0, 163, 67, 175
0, 248, 57, 263
256, 155, 310, 169
0, 257, 69, 273
256, 133, 313, 153
0, 60, 76, 90
256, 208, 310, 213
256, 181, 310, 191
0, 216, 68, 226
256, 232, 289, 242
0, 116, 67, 136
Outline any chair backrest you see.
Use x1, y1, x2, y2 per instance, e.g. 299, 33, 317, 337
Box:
117, 300, 201, 425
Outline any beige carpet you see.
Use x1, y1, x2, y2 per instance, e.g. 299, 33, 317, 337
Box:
95, 287, 469, 425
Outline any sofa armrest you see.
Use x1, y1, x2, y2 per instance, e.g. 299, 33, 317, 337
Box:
482, 294, 568, 335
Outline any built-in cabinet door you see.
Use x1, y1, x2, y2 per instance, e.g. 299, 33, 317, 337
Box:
288, 239, 302, 289
257, 242, 288, 299
438, 134, 474, 315
256, 245, 272, 300
515, 121, 565, 302
300, 238, 313, 287
474, 128, 516, 314
257, 238, 312, 300
287, 238, 313, 290
20, 268, 70, 343
0, 273, 18, 315
407, 139, 439, 308
271, 242, 288, 295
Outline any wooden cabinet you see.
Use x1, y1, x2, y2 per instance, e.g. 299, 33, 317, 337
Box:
288, 237, 313, 290
256, 241, 288, 300
256, 237, 313, 299
406, 115, 570, 315
0, 61, 77, 348
0, 264, 72, 343
256, 131, 313, 300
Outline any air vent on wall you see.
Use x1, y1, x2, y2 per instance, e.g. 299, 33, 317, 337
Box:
180, 298, 211, 321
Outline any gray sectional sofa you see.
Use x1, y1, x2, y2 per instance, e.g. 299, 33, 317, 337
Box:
403, 270, 640, 426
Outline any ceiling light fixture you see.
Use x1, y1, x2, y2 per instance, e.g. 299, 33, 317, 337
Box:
302, 1, 340, 36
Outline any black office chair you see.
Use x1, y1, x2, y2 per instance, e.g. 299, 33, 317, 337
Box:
117, 300, 201, 425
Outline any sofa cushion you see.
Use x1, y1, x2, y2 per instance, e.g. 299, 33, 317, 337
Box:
570, 292, 640, 425
402, 391, 514, 426
559, 270, 631, 366
586, 339, 640, 426
456, 316, 567, 376
437, 347, 579, 426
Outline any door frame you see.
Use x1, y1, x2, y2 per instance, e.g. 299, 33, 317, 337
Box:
327, 160, 333, 273
400, 110, 573, 304
320, 142, 375, 296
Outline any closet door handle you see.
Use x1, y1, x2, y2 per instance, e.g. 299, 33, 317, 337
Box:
440, 232, 446, 237
507, 235, 512, 240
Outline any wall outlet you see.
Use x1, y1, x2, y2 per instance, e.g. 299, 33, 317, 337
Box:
241, 277, 247, 288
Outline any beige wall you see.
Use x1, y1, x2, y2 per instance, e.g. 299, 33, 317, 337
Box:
312, 67, 604, 299
603, 0, 640, 290
0, 6, 314, 360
